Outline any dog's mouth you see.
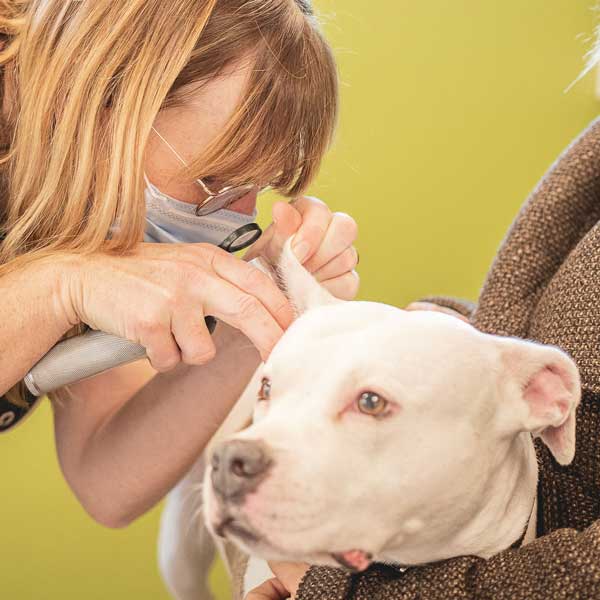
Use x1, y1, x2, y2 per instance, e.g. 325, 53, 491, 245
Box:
214, 514, 373, 572
214, 516, 260, 545
331, 550, 373, 572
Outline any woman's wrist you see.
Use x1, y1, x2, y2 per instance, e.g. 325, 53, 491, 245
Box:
31, 252, 82, 334
43, 252, 84, 330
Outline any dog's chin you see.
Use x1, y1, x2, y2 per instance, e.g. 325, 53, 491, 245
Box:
208, 486, 375, 573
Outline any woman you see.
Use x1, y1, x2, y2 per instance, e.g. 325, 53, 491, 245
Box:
0, 0, 359, 528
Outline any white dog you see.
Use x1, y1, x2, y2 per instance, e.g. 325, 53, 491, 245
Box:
158, 240, 581, 599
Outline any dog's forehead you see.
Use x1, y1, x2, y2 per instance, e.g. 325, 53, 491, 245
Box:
275, 301, 400, 347
270, 301, 490, 367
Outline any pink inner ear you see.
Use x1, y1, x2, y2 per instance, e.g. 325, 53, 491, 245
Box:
524, 366, 571, 426
524, 365, 576, 465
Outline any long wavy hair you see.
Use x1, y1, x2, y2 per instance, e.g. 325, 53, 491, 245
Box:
0, 0, 338, 405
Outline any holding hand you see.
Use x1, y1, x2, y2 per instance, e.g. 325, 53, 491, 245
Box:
245, 197, 360, 301
62, 242, 294, 370
405, 301, 470, 322
245, 562, 310, 600
245, 578, 289, 600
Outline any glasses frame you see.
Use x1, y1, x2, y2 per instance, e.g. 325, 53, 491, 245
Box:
151, 126, 263, 217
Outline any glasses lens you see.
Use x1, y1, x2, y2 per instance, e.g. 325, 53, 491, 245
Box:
195, 184, 257, 216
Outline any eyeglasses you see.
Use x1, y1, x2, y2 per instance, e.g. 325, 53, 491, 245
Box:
151, 127, 262, 217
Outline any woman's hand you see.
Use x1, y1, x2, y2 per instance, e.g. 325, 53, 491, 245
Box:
405, 301, 470, 322
61, 242, 294, 371
245, 197, 360, 301
245, 578, 290, 600
245, 562, 310, 600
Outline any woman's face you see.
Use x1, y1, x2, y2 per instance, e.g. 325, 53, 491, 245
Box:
144, 58, 258, 215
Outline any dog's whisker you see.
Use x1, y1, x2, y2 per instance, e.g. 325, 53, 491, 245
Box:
188, 504, 207, 537
189, 481, 205, 495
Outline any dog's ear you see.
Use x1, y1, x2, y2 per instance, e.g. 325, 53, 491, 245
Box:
275, 237, 341, 316
497, 338, 581, 465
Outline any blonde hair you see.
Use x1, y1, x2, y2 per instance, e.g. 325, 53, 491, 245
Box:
0, 0, 338, 404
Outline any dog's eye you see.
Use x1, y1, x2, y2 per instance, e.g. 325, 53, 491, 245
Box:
258, 377, 271, 401
357, 392, 388, 417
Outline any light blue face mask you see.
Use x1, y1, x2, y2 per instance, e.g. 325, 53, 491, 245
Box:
144, 176, 258, 246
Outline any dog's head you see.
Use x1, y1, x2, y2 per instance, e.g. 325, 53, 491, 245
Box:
204, 240, 581, 569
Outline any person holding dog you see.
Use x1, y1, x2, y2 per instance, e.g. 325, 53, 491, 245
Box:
0, 0, 359, 530
245, 110, 600, 600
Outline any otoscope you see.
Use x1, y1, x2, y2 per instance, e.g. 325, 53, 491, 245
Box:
23, 222, 263, 397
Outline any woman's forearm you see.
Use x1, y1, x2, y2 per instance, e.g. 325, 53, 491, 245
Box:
55, 323, 261, 528
0, 256, 75, 395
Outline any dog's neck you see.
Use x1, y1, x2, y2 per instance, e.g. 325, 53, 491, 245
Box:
383, 432, 539, 565
457, 432, 539, 558
453, 432, 539, 559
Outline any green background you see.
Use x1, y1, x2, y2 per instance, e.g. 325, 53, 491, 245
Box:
2, 1, 599, 598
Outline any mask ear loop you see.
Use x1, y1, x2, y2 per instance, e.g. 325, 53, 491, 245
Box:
143, 173, 158, 195
151, 126, 213, 197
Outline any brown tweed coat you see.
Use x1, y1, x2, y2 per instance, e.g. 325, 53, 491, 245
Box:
295, 119, 600, 599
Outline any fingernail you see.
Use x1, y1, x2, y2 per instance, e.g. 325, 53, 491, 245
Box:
293, 240, 310, 263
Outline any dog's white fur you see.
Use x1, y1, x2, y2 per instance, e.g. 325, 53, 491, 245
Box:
158, 240, 581, 599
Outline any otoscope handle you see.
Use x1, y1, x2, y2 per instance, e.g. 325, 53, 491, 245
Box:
24, 330, 146, 396
24, 317, 217, 397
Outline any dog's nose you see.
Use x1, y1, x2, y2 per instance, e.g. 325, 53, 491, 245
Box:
211, 440, 272, 501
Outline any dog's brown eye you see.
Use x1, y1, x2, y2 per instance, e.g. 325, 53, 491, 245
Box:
258, 377, 271, 401
357, 392, 387, 417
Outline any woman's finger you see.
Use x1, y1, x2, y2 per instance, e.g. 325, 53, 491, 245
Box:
243, 202, 301, 264
137, 321, 182, 372
171, 306, 217, 365
245, 577, 290, 600
303, 212, 358, 274
288, 196, 332, 264
405, 301, 470, 322
199, 274, 286, 360
268, 562, 310, 597
209, 250, 295, 329
320, 270, 360, 301
260, 201, 303, 264
154, 244, 293, 329
243, 221, 276, 262
271, 201, 304, 258
313, 246, 359, 282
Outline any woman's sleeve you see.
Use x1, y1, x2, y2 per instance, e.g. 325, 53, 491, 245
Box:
0, 384, 40, 433
296, 521, 600, 599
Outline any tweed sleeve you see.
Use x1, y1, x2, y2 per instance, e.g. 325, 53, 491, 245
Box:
296, 522, 600, 600
415, 296, 477, 320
